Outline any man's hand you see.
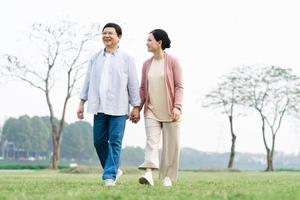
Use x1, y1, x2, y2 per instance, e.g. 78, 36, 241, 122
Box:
130, 107, 140, 123
77, 101, 85, 120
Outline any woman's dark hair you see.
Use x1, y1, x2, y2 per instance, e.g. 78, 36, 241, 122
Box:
150, 29, 171, 50
102, 23, 122, 37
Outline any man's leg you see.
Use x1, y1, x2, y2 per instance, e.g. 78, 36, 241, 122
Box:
102, 115, 127, 181
93, 113, 109, 169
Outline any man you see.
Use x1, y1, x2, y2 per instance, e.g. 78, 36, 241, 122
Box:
77, 23, 140, 187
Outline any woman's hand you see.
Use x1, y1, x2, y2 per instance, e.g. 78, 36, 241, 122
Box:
172, 107, 181, 121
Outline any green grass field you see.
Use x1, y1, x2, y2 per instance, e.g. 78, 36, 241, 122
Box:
0, 168, 300, 200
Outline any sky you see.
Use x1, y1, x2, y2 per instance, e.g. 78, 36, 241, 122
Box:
1, 0, 300, 154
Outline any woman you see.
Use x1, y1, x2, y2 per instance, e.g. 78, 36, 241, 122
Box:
138, 29, 183, 187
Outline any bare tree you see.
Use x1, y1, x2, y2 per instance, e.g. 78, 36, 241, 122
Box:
237, 65, 300, 171
1, 20, 100, 169
203, 73, 243, 168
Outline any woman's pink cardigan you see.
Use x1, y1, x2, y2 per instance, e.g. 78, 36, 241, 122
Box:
139, 53, 183, 117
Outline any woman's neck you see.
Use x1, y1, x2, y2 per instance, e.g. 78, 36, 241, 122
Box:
153, 49, 165, 60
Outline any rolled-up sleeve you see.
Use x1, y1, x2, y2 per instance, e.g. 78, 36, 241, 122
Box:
79, 59, 92, 101
127, 56, 141, 107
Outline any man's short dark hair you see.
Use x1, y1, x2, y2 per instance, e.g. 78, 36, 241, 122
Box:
102, 23, 122, 37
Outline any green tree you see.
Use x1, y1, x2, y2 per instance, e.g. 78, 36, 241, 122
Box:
30, 116, 50, 154
2, 116, 33, 158
40, 116, 63, 155
2, 116, 51, 158
2, 116, 32, 151
121, 146, 144, 167
61, 121, 95, 161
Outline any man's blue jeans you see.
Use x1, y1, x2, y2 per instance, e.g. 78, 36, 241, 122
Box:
93, 113, 126, 181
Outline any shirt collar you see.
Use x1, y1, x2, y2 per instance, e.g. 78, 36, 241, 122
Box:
102, 47, 119, 56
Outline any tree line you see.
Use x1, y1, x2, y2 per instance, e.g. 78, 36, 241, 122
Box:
1, 117, 299, 170
0, 115, 97, 162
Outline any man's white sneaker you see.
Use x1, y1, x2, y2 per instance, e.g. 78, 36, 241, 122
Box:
138, 172, 154, 186
115, 169, 123, 183
162, 177, 172, 187
104, 179, 116, 187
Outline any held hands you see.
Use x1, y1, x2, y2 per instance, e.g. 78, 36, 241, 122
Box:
172, 107, 181, 121
130, 107, 140, 123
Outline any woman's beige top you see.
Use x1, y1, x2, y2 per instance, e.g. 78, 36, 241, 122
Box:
146, 58, 173, 122
140, 53, 183, 117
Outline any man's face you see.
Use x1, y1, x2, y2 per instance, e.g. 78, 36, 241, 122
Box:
102, 27, 120, 48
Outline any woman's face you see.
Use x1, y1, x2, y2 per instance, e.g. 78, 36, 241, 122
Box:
146, 33, 161, 53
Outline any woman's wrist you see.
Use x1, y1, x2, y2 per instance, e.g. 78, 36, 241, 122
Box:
174, 106, 181, 111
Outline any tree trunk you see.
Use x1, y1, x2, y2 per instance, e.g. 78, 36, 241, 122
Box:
265, 149, 274, 171
49, 135, 62, 169
227, 115, 236, 168
2, 141, 6, 159
49, 136, 58, 169
258, 112, 273, 171
265, 134, 276, 171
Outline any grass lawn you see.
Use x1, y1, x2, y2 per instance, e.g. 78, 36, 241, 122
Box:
0, 168, 300, 200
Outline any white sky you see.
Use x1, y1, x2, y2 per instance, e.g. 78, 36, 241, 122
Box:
1, 0, 300, 154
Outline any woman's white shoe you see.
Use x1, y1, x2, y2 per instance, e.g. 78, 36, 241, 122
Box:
139, 172, 154, 186
162, 177, 172, 187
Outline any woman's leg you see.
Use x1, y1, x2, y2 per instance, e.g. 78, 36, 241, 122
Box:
159, 121, 180, 182
139, 118, 162, 170
138, 118, 162, 185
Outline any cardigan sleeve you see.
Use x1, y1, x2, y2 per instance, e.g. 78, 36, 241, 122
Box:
139, 62, 147, 109
172, 57, 184, 110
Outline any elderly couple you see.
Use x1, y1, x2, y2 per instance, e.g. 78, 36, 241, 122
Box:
77, 23, 183, 187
